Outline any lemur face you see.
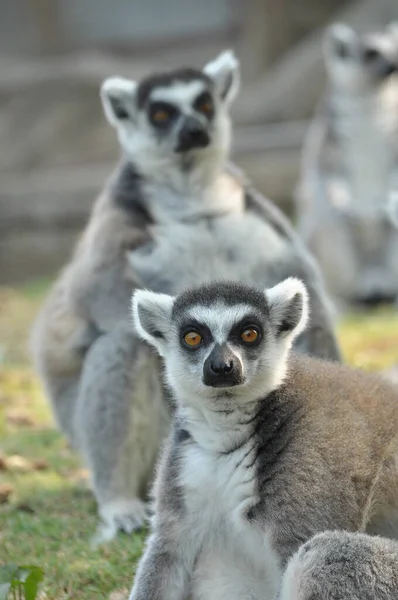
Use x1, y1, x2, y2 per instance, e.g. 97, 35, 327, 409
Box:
132, 279, 309, 406
169, 288, 270, 390
323, 23, 398, 93
100, 51, 240, 174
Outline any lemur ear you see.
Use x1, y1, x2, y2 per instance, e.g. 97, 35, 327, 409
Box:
323, 23, 359, 62
203, 50, 240, 104
266, 278, 310, 341
131, 290, 175, 356
100, 77, 138, 127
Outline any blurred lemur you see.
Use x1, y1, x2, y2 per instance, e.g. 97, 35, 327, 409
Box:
31, 50, 341, 540
296, 23, 398, 309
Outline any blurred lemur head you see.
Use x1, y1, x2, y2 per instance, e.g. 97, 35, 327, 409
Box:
100, 51, 240, 177
323, 22, 398, 94
132, 279, 309, 409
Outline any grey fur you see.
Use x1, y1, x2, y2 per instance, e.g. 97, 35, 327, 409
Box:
279, 530, 398, 599
296, 23, 398, 309
130, 280, 398, 600
388, 191, 398, 229
31, 50, 340, 541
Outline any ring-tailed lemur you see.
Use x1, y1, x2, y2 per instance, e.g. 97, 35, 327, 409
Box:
131, 279, 398, 600
31, 50, 340, 542
296, 22, 398, 309
279, 530, 398, 600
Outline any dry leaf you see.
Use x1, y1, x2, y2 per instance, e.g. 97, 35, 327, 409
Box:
6, 409, 35, 427
0, 483, 13, 503
0, 453, 8, 470
6, 454, 32, 472
32, 458, 49, 471
109, 590, 129, 600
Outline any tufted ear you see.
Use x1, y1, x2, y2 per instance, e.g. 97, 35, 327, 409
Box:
203, 50, 240, 105
266, 278, 310, 342
131, 289, 175, 356
323, 23, 359, 61
100, 76, 138, 128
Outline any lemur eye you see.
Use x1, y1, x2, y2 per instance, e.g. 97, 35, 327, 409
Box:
241, 328, 259, 344
152, 109, 170, 122
183, 332, 202, 347
194, 92, 214, 117
364, 47, 380, 63
198, 101, 213, 115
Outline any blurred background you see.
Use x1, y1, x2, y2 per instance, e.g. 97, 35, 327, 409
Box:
1, 0, 398, 284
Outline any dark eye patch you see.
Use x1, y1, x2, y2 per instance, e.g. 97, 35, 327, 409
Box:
193, 91, 214, 120
362, 46, 397, 78
363, 47, 381, 63
148, 101, 179, 128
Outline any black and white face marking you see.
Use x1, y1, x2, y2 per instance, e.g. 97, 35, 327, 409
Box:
146, 78, 214, 153
100, 51, 240, 176
323, 23, 398, 93
132, 279, 309, 406
177, 306, 266, 388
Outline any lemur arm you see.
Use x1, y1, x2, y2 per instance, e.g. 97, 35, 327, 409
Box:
129, 532, 190, 600
67, 198, 150, 333
129, 425, 196, 600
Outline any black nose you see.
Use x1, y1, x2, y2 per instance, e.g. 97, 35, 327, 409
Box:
203, 344, 243, 388
210, 359, 233, 376
176, 117, 210, 153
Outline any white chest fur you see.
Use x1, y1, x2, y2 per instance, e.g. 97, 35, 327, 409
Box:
180, 442, 281, 600
337, 97, 395, 212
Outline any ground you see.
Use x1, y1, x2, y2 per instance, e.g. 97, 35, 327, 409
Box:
0, 280, 398, 600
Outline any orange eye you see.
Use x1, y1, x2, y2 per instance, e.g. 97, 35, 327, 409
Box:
240, 328, 259, 344
199, 102, 213, 114
183, 332, 202, 347
152, 109, 169, 122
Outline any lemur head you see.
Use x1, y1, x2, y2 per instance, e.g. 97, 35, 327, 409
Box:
100, 51, 239, 176
323, 23, 398, 94
132, 279, 309, 408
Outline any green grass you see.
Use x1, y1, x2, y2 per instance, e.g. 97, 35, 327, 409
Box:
0, 282, 397, 599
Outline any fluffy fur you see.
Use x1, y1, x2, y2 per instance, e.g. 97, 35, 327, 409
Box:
31, 50, 340, 542
279, 531, 398, 599
296, 22, 398, 309
130, 279, 398, 600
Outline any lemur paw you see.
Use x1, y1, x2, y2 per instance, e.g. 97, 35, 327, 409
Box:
92, 499, 151, 546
